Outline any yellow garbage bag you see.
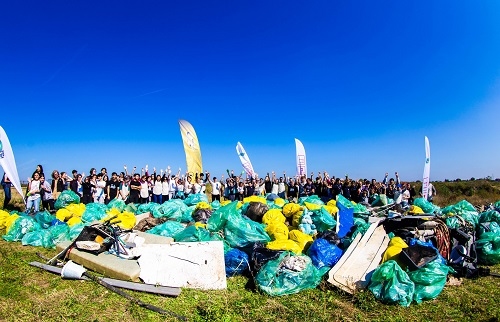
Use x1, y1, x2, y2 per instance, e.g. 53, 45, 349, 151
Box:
56, 208, 72, 222
273, 198, 285, 208
265, 222, 289, 241
0, 209, 10, 230
220, 200, 231, 207
289, 229, 314, 253
304, 202, 321, 211
327, 199, 337, 207
282, 203, 302, 218
243, 195, 267, 204
194, 222, 207, 229
5, 214, 20, 233
409, 205, 424, 214
323, 205, 339, 215
291, 210, 304, 228
262, 209, 286, 225
65, 203, 86, 217
66, 216, 82, 227
195, 201, 212, 211
381, 237, 409, 263
266, 239, 302, 254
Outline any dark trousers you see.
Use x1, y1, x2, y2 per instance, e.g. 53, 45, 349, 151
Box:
3, 186, 11, 208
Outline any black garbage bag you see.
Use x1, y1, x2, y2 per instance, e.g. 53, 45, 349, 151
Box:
245, 202, 269, 223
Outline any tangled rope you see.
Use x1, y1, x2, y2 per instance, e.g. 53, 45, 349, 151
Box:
434, 218, 451, 260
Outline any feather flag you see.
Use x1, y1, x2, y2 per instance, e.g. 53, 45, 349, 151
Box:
236, 142, 255, 177
179, 120, 203, 175
295, 138, 307, 177
0, 126, 24, 200
422, 136, 431, 200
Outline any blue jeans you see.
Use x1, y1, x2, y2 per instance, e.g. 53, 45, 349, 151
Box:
152, 194, 162, 204
26, 196, 41, 213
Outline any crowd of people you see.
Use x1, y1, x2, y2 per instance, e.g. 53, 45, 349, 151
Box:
1, 164, 437, 214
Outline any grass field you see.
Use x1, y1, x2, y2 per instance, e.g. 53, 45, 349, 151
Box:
1, 181, 500, 321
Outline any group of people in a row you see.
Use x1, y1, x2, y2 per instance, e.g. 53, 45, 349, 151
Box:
1, 164, 437, 213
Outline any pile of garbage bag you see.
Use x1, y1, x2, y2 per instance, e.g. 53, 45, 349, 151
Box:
3, 192, 500, 305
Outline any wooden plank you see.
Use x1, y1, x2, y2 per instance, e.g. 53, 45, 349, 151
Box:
29, 261, 181, 297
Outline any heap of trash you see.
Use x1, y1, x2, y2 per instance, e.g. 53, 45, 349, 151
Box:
2, 189, 500, 307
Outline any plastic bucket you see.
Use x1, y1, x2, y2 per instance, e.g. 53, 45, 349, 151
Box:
61, 260, 87, 279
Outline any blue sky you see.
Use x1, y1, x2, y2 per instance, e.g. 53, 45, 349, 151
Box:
1, 1, 499, 182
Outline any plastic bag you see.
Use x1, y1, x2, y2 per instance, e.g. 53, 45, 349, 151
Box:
54, 190, 80, 209
147, 220, 186, 238
408, 260, 452, 304
255, 252, 323, 296
369, 260, 415, 307
307, 238, 343, 270
225, 248, 250, 277
34, 211, 56, 229
107, 199, 126, 212
184, 193, 208, 206
81, 203, 108, 222
476, 232, 500, 265
224, 216, 271, 248
3, 216, 41, 242
310, 207, 337, 233
151, 199, 188, 220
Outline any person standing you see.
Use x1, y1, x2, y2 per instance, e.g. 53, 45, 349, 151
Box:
26, 172, 42, 214
51, 170, 64, 200
129, 173, 141, 204
40, 175, 55, 212
106, 172, 120, 202
207, 174, 221, 202
1, 173, 11, 209
422, 182, 437, 202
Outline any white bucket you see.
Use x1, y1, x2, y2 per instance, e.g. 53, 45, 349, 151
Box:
61, 260, 87, 279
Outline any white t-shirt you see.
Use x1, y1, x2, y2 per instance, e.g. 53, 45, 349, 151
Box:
140, 181, 149, 198
211, 181, 221, 195
153, 181, 163, 195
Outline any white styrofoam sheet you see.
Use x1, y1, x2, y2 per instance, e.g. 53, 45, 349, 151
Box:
137, 241, 227, 290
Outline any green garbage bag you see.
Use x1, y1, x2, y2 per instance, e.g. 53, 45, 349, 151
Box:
147, 221, 185, 238
34, 211, 56, 229
224, 215, 271, 248
184, 193, 208, 206
413, 198, 438, 214
369, 260, 415, 307
69, 223, 85, 240
302, 195, 325, 206
479, 210, 500, 224
180, 205, 195, 223
3, 216, 41, 242
22, 229, 55, 248
408, 260, 452, 304
173, 225, 213, 242
81, 203, 108, 222
49, 224, 71, 245
336, 194, 354, 209
137, 202, 156, 214
207, 201, 239, 232
54, 190, 80, 209
310, 207, 337, 233
476, 232, 500, 265
107, 199, 126, 212
255, 251, 323, 296
151, 199, 187, 220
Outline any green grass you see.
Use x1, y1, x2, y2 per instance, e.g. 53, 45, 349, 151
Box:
1, 181, 500, 321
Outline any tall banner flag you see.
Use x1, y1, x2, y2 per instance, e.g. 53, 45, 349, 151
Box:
179, 120, 203, 175
422, 136, 431, 200
236, 142, 255, 177
0, 126, 25, 200
295, 138, 307, 177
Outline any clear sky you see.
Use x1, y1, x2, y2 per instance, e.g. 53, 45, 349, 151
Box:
1, 1, 499, 182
